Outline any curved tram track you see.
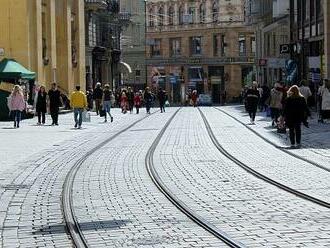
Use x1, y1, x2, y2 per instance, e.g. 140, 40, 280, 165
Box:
214, 107, 330, 173
198, 107, 330, 209
62, 112, 159, 247
61, 109, 245, 248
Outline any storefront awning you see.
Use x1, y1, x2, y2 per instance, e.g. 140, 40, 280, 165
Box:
0, 58, 36, 81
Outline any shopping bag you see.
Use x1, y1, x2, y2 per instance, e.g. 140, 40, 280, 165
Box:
82, 111, 91, 122
165, 100, 170, 107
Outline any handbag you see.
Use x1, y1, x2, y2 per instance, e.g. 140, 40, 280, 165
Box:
99, 109, 106, 117
82, 110, 91, 122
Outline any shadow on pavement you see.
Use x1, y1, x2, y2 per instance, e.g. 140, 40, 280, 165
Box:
32, 219, 131, 235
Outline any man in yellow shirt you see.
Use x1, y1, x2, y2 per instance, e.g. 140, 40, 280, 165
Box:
70, 85, 87, 129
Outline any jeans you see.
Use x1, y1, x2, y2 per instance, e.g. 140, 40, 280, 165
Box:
95, 99, 102, 115
13, 110, 22, 127
103, 101, 112, 120
289, 123, 301, 145
74, 108, 83, 127
146, 101, 152, 114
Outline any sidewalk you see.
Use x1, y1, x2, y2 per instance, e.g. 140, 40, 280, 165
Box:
220, 105, 330, 168
0, 109, 131, 177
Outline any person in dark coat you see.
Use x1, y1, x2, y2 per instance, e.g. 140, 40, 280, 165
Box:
93, 82, 103, 115
48, 83, 62, 125
36, 86, 47, 125
127, 87, 135, 114
157, 87, 167, 113
144, 87, 153, 114
245, 82, 260, 124
284, 85, 309, 148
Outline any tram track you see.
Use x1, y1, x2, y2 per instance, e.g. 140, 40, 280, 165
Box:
214, 106, 330, 173
61, 112, 158, 248
146, 108, 245, 248
198, 107, 330, 209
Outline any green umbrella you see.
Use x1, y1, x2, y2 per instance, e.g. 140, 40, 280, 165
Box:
0, 58, 36, 81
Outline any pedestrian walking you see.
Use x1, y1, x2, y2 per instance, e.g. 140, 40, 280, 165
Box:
93, 82, 103, 115
317, 79, 330, 123
144, 87, 153, 114
269, 83, 283, 127
191, 90, 198, 107
102, 84, 114, 122
245, 82, 260, 124
48, 83, 61, 125
120, 92, 128, 114
283, 85, 309, 149
70, 85, 87, 129
127, 87, 134, 114
9, 85, 26, 128
86, 89, 94, 111
157, 87, 167, 113
36, 85, 47, 125
134, 92, 142, 114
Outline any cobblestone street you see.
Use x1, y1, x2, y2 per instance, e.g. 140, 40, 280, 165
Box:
1, 107, 330, 247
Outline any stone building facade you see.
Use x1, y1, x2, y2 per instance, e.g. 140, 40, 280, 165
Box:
146, 0, 255, 104
0, 0, 86, 94
120, 0, 146, 89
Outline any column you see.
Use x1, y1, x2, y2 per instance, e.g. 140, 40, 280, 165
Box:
324, 0, 330, 79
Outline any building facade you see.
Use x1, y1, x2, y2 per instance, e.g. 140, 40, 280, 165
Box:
146, 0, 255, 104
120, 0, 146, 89
0, 0, 86, 94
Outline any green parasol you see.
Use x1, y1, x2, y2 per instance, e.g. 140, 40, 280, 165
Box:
0, 58, 36, 81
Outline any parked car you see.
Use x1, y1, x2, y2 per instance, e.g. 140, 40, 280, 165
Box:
198, 94, 212, 106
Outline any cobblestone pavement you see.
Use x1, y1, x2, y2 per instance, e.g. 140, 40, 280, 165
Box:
200, 107, 330, 203
219, 105, 330, 169
0, 109, 161, 247
72, 108, 228, 248
153, 107, 330, 247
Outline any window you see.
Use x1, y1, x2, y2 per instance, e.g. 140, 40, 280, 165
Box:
168, 6, 174, 25
135, 70, 141, 77
238, 35, 246, 56
149, 8, 154, 27
212, 1, 219, 23
250, 37, 256, 55
188, 6, 195, 24
170, 38, 181, 56
190, 36, 202, 55
158, 7, 164, 26
151, 39, 161, 56
199, 3, 206, 23
213, 34, 226, 56
178, 6, 184, 25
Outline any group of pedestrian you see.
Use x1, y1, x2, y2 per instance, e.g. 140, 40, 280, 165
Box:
243, 78, 330, 148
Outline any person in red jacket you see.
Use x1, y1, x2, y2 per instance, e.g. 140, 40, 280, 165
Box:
134, 92, 142, 114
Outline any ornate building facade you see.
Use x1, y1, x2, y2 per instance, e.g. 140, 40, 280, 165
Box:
146, 0, 255, 104
0, 0, 86, 94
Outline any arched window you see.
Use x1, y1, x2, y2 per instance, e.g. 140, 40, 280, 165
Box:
158, 7, 164, 26
212, 1, 219, 23
199, 2, 206, 23
149, 8, 154, 27
178, 6, 184, 25
168, 6, 174, 26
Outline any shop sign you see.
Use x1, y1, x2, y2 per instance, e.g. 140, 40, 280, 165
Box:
267, 58, 286, 68
169, 76, 177, 84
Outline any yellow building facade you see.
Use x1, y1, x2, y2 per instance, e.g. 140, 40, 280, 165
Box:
0, 0, 86, 94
